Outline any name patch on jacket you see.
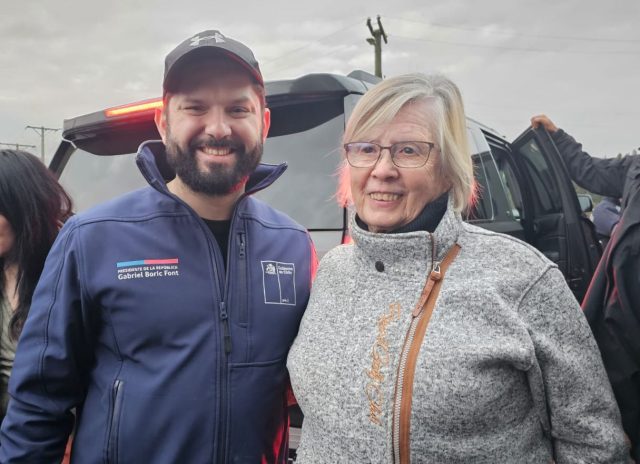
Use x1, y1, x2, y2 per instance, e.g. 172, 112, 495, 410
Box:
261, 261, 296, 305
116, 258, 180, 280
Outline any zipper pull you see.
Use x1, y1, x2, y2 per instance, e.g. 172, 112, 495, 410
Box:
431, 261, 442, 280
238, 233, 246, 259
412, 262, 443, 318
220, 302, 232, 354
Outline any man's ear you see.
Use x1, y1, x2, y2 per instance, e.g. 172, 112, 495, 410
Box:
262, 108, 271, 142
154, 105, 168, 143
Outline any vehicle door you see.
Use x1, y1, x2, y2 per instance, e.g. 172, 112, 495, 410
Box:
507, 127, 601, 302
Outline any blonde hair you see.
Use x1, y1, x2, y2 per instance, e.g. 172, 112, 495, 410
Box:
337, 73, 475, 212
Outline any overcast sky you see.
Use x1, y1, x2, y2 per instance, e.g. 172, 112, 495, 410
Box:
1, 0, 638, 163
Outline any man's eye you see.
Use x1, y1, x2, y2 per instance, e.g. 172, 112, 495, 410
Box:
230, 107, 249, 114
185, 106, 205, 112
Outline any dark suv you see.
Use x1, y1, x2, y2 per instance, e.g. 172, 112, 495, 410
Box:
49, 70, 601, 460
50, 69, 600, 301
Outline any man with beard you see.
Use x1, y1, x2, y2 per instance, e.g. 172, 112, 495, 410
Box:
0, 30, 315, 464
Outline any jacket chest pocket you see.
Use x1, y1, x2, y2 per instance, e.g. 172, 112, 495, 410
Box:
236, 231, 249, 326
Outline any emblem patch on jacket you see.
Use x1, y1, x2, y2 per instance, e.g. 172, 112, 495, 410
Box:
116, 258, 180, 280
261, 261, 296, 305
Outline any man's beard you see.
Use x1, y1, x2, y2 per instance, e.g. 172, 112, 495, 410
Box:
165, 133, 263, 196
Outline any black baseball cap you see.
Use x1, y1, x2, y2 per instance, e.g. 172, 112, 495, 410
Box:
163, 30, 263, 93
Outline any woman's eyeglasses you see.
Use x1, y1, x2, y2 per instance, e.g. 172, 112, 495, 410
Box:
344, 141, 436, 168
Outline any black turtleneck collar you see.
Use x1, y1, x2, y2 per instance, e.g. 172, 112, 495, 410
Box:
356, 191, 449, 234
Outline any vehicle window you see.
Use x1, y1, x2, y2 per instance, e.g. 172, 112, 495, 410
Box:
488, 145, 524, 223
58, 151, 144, 212
467, 152, 494, 221
256, 113, 344, 230
497, 161, 523, 221
514, 139, 561, 214
467, 149, 521, 224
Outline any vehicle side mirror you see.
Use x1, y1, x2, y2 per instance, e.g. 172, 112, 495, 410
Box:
577, 194, 594, 213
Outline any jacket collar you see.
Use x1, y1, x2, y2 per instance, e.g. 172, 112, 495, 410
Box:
349, 193, 462, 267
135, 140, 288, 197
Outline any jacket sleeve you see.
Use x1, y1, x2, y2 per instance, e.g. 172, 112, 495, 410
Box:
519, 266, 629, 463
609, 227, 640, 460
0, 218, 96, 463
551, 129, 631, 198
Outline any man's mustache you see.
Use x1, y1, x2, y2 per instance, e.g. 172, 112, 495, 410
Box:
189, 137, 243, 151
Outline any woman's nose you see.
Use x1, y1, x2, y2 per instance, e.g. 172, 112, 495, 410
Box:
370, 148, 399, 179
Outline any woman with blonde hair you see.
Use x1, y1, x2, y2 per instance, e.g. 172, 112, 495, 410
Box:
287, 73, 628, 463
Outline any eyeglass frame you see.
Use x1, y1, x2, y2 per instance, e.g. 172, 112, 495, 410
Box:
343, 141, 437, 168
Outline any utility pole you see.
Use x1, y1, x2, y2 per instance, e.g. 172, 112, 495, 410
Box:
366, 15, 388, 78
0, 142, 37, 151
25, 125, 60, 164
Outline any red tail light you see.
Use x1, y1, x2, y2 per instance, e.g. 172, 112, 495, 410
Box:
105, 98, 163, 118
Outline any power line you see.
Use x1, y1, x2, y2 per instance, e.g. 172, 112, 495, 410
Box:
0, 142, 37, 151
262, 21, 360, 66
392, 34, 640, 56
274, 44, 352, 74
386, 16, 640, 44
25, 125, 60, 164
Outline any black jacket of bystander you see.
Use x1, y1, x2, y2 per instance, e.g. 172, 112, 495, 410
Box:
551, 129, 640, 460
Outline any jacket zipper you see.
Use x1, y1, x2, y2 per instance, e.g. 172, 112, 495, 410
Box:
220, 301, 232, 354
392, 271, 440, 463
237, 232, 248, 326
216, 219, 245, 464
392, 233, 435, 463
392, 311, 420, 463
392, 239, 461, 464
217, 300, 231, 464
108, 379, 124, 464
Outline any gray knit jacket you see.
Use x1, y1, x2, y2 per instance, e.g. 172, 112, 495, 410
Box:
287, 200, 629, 463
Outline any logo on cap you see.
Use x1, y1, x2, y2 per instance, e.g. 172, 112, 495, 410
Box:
190, 32, 226, 47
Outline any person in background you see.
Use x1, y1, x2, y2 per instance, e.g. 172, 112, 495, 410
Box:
593, 196, 621, 248
0, 30, 314, 463
532, 114, 639, 461
0, 149, 73, 422
287, 74, 628, 463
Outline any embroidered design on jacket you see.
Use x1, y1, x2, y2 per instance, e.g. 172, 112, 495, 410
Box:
116, 258, 180, 280
365, 302, 401, 425
261, 261, 296, 305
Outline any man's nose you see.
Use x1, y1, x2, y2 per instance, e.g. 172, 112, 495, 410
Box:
205, 110, 232, 139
